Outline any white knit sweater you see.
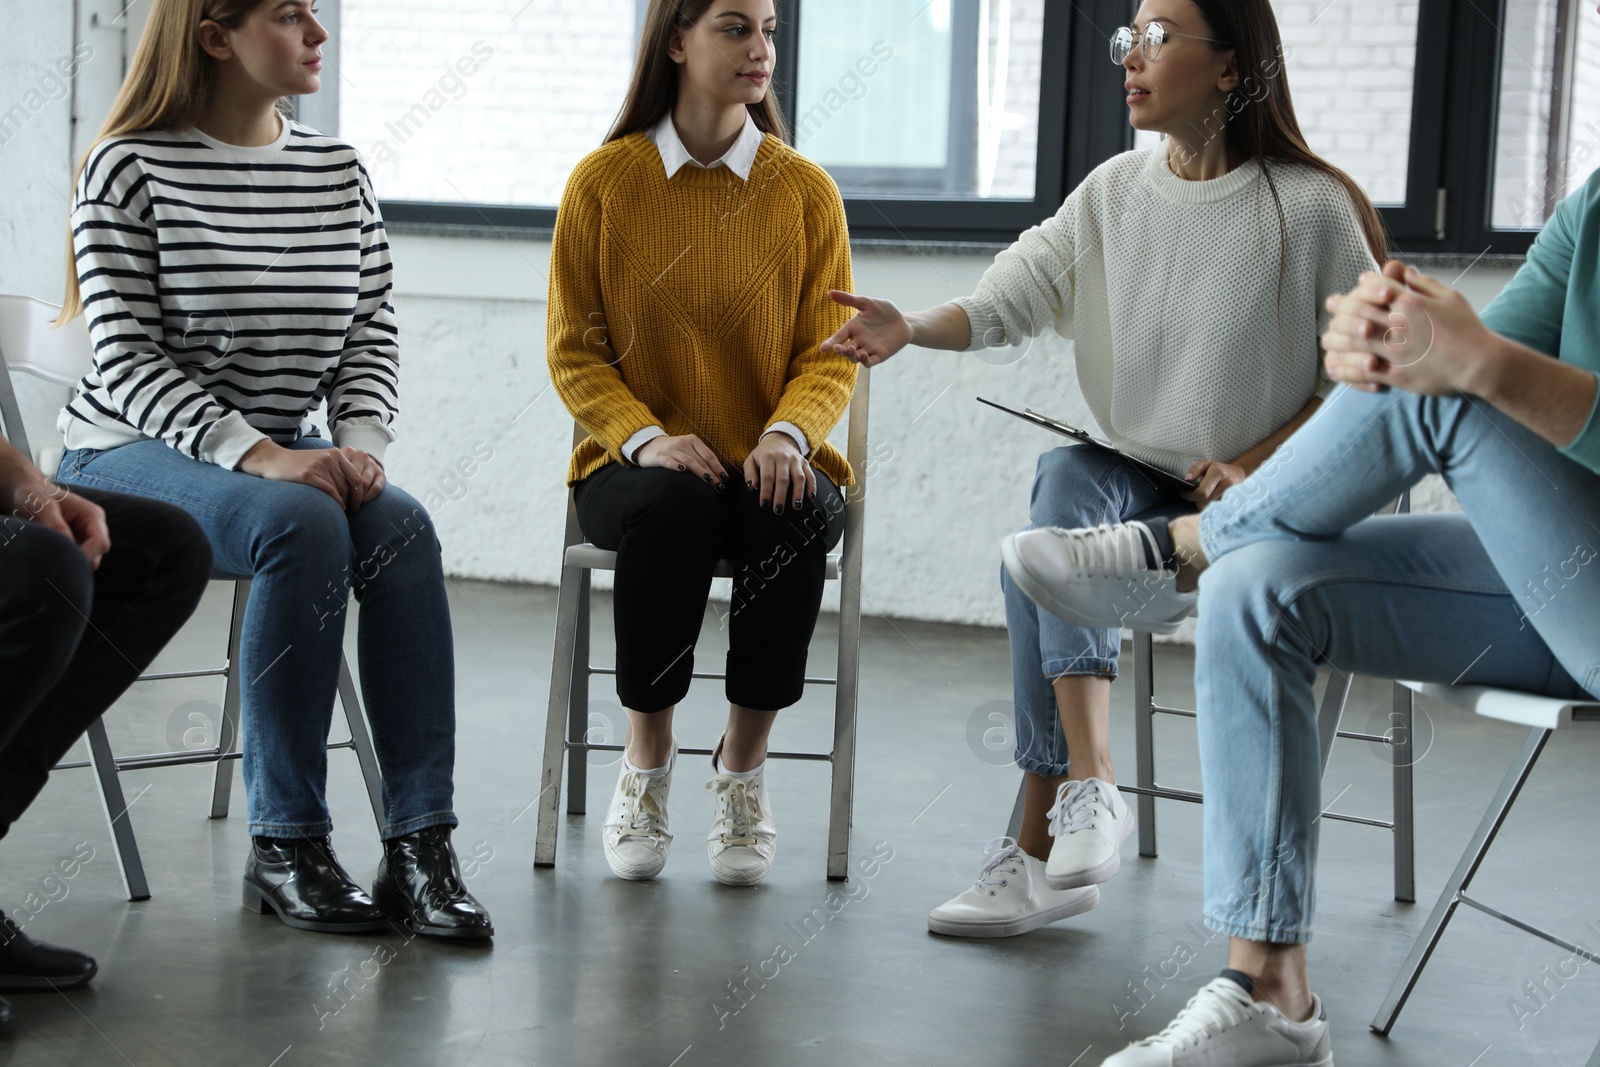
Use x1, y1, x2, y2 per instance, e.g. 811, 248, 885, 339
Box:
955, 146, 1378, 476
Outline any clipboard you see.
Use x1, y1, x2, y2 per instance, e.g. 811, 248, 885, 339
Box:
977, 397, 1200, 496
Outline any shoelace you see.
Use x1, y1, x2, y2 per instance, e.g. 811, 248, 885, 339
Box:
972, 836, 1024, 892
707, 776, 768, 847
1135, 978, 1259, 1049
609, 771, 669, 842
1045, 779, 1115, 838
1043, 522, 1164, 579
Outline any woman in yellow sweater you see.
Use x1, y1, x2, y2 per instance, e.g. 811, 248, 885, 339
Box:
547, 0, 856, 886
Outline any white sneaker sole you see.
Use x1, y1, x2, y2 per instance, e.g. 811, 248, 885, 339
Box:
604, 844, 668, 881
1044, 803, 1137, 891
927, 884, 1100, 938
1000, 535, 1190, 636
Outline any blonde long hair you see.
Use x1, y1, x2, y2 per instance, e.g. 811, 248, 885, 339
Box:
56, 0, 270, 323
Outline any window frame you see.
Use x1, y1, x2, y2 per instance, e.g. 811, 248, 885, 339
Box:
308, 0, 1560, 255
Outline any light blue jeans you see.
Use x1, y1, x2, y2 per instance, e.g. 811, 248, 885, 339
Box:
1005, 446, 1190, 775
1195, 386, 1600, 943
58, 439, 458, 841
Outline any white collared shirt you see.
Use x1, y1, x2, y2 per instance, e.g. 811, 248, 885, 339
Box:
647, 111, 765, 181
621, 113, 810, 465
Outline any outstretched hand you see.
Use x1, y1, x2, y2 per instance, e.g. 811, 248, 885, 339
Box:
820, 290, 914, 368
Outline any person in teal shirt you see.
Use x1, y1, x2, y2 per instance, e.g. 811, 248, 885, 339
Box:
998, 169, 1600, 1065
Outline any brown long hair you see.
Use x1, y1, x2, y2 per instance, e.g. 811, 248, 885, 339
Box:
605, 0, 789, 144
56, 0, 272, 324
1180, 0, 1390, 267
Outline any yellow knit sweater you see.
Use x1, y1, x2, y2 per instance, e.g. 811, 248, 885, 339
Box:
547, 131, 857, 487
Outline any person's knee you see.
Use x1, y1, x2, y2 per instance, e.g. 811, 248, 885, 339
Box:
1031, 446, 1118, 526
1198, 542, 1325, 652
139, 499, 214, 590
632, 473, 723, 537
0, 524, 94, 648
254, 486, 350, 565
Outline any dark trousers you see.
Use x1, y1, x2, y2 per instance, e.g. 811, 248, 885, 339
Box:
574, 464, 846, 713
0, 487, 212, 840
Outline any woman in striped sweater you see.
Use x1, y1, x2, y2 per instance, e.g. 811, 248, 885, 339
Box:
54, 0, 490, 939
547, 0, 856, 886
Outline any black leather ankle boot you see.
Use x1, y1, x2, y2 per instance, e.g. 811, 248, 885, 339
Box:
0, 911, 97, 991
372, 826, 493, 939
243, 836, 389, 934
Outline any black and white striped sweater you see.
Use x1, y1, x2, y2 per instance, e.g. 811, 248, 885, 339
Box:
60, 115, 399, 469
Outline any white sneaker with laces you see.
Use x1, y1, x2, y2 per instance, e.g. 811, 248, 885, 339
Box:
1045, 777, 1133, 890
927, 836, 1099, 938
601, 746, 675, 881
1000, 522, 1196, 634
1102, 974, 1332, 1066
705, 766, 777, 886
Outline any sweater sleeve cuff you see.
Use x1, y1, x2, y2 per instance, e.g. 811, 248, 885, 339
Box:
622, 425, 667, 463
763, 421, 809, 457
334, 420, 395, 464
951, 296, 1006, 352
203, 412, 271, 471
1559, 370, 1600, 475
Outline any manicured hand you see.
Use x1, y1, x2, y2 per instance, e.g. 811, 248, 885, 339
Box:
238, 440, 355, 509
1322, 260, 1496, 396
821, 290, 914, 368
636, 433, 729, 490
743, 432, 814, 514
1182, 459, 1248, 510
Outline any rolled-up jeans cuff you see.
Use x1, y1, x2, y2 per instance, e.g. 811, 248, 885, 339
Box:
383, 811, 459, 840
1203, 913, 1313, 945
1043, 658, 1118, 683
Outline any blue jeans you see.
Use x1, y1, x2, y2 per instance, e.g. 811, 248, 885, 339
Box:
1195, 386, 1600, 943
58, 439, 458, 840
1005, 446, 1190, 775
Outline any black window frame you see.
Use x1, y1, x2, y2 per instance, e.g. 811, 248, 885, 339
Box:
310, 0, 1565, 255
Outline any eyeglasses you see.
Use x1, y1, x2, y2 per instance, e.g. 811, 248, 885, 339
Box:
1110, 21, 1229, 64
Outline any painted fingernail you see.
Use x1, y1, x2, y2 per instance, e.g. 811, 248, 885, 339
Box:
703, 473, 713, 483
775, 504, 784, 515
677, 464, 686, 471
793, 498, 802, 508
746, 480, 754, 489
719, 471, 730, 482
716, 483, 726, 493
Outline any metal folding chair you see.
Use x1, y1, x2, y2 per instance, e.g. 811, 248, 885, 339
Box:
536, 371, 870, 880
0, 292, 385, 901
1371, 681, 1600, 1054
1007, 495, 1418, 903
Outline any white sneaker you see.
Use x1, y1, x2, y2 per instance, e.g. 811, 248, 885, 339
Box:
1045, 777, 1133, 890
927, 837, 1099, 938
602, 747, 675, 880
1000, 523, 1196, 634
1103, 974, 1332, 1066
706, 766, 777, 886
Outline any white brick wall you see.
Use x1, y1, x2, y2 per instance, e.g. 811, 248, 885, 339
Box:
1134, 1, 1418, 205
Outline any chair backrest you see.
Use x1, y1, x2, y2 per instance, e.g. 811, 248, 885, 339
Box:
0, 294, 91, 462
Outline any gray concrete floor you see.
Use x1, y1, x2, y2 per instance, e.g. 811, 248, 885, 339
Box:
2, 578, 1597, 1066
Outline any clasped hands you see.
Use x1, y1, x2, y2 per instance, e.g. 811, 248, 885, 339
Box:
1321, 259, 1495, 396
238, 440, 386, 511
636, 431, 814, 515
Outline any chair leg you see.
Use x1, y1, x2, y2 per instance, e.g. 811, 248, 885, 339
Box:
85, 718, 150, 902
1005, 779, 1026, 839
828, 553, 866, 881
1370, 727, 1550, 1035
337, 653, 387, 835
1390, 683, 1417, 903
536, 564, 586, 867
566, 571, 591, 816
1315, 669, 1353, 777
209, 580, 251, 819
1132, 630, 1157, 858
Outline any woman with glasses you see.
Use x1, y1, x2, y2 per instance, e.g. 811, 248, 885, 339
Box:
824, 0, 1388, 943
